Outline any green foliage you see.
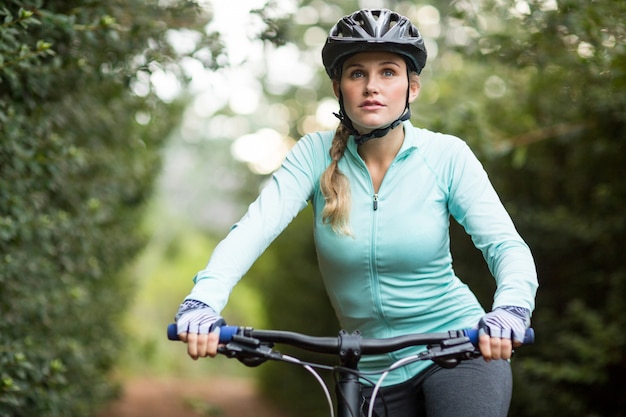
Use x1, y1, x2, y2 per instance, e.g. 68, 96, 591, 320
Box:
0, 0, 219, 415
445, 1, 626, 416
115, 202, 265, 378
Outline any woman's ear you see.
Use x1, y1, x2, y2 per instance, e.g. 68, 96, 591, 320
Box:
332, 80, 341, 99
408, 75, 421, 103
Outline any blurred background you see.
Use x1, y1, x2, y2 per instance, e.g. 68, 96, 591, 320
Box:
1, 0, 624, 416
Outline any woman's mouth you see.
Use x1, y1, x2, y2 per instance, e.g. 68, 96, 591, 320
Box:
360, 100, 385, 110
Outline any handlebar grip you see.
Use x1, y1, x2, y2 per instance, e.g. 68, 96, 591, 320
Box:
167, 323, 178, 340
463, 327, 534, 346
167, 323, 240, 343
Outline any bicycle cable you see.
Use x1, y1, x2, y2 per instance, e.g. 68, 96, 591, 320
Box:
281, 354, 335, 417
332, 366, 387, 417
366, 354, 424, 417
278, 349, 429, 417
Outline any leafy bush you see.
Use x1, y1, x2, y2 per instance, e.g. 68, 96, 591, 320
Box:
0, 1, 218, 415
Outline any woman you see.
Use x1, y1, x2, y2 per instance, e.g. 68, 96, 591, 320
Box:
175, 9, 538, 417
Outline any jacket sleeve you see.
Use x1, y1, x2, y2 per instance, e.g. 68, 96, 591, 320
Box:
185, 133, 327, 313
446, 139, 538, 312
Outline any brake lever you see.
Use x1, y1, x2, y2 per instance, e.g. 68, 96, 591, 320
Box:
425, 336, 481, 369
217, 335, 278, 367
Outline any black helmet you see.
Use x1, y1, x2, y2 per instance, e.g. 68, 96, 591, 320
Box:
322, 9, 427, 78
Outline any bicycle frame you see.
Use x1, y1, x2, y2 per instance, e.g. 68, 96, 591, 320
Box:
167, 324, 533, 417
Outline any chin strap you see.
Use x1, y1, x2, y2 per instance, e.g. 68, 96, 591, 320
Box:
333, 106, 411, 145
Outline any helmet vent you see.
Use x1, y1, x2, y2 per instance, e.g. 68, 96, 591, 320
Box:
322, 9, 428, 76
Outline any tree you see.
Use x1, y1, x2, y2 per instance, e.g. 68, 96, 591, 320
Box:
0, 1, 220, 415
339, 1, 626, 415
441, 1, 626, 415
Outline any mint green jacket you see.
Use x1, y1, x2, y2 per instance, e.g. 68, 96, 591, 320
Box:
188, 121, 538, 385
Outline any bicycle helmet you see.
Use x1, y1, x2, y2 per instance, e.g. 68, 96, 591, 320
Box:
322, 9, 427, 79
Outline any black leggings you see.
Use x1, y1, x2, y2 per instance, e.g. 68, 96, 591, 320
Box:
361, 359, 512, 417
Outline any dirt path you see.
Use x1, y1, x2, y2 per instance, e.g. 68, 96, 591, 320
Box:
98, 377, 293, 417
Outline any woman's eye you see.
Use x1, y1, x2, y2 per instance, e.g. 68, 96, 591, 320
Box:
382, 69, 395, 77
350, 71, 364, 79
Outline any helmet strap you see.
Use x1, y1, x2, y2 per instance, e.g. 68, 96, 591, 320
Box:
334, 105, 410, 145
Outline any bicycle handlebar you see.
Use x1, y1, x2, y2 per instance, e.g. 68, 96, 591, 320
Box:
166, 323, 534, 352
167, 323, 533, 417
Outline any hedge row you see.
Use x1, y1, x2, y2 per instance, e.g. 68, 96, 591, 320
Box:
0, 1, 215, 415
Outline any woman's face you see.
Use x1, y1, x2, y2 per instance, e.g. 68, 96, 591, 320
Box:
334, 51, 420, 135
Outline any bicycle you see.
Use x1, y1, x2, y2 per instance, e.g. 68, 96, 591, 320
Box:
167, 323, 534, 417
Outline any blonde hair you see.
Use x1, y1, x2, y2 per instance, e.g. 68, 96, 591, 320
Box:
320, 124, 352, 236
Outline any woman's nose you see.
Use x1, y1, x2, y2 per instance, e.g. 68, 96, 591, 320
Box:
364, 77, 379, 95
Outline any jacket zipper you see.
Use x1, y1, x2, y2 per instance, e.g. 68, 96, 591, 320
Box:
373, 193, 379, 210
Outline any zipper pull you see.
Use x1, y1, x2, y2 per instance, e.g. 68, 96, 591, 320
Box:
373, 194, 378, 211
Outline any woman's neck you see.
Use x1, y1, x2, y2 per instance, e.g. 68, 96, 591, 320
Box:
357, 125, 405, 193
357, 124, 405, 164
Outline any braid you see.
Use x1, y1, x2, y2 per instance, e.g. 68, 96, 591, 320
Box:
320, 124, 352, 236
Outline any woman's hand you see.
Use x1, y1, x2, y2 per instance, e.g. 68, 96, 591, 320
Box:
178, 327, 221, 360
478, 306, 530, 361
175, 299, 223, 360
478, 333, 518, 361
